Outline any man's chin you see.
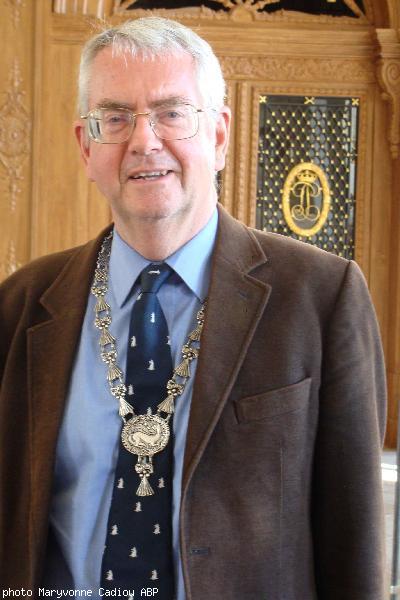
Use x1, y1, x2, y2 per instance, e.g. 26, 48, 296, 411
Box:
118, 196, 188, 223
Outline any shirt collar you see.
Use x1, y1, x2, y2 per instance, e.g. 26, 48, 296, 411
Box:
109, 209, 218, 307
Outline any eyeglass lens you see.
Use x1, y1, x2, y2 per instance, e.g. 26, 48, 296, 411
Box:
88, 104, 199, 143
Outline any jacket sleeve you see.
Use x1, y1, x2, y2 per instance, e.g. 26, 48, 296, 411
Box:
312, 259, 387, 599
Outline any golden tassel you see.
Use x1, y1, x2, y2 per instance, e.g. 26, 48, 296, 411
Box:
157, 395, 175, 414
95, 297, 110, 313
107, 364, 123, 382
119, 398, 134, 418
100, 329, 115, 346
174, 359, 190, 378
137, 476, 154, 497
188, 324, 202, 341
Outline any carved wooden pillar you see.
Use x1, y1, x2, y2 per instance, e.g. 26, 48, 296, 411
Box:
53, 0, 114, 17
376, 29, 400, 159
386, 152, 400, 447
376, 28, 400, 446
0, 0, 35, 279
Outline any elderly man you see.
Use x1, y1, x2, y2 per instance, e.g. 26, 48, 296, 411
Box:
0, 16, 386, 600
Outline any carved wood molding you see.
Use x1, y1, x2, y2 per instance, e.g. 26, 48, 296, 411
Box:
53, 0, 114, 17
378, 58, 400, 159
362, 0, 375, 24
112, 0, 370, 24
387, 0, 399, 29
220, 81, 236, 215
0, 240, 21, 279
3, 0, 25, 28
49, 1, 400, 29
220, 55, 375, 84
112, 6, 368, 25
235, 82, 251, 223
0, 59, 31, 212
376, 29, 400, 159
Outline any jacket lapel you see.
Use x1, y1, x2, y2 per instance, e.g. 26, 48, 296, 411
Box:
182, 206, 272, 491
27, 228, 111, 567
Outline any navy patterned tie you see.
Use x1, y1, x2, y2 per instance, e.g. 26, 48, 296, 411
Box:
101, 263, 175, 599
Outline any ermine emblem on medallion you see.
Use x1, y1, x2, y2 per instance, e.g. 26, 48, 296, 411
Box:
122, 414, 169, 456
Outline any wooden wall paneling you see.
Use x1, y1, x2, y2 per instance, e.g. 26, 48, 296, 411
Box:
368, 88, 392, 362
386, 154, 400, 447
387, 0, 400, 29
32, 14, 84, 256
374, 25, 400, 445
380, 21, 400, 448
367, 0, 390, 28
219, 79, 237, 215
376, 29, 400, 161
356, 87, 374, 279
31, 4, 110, 259
248, 85, 261, 230
234, 81, 252, 225
0, 0, 35, 280
53, 0, 114, 18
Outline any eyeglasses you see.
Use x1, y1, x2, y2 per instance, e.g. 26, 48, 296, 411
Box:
80, 102, 207, 144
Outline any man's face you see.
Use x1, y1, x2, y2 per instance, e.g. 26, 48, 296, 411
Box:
75, 47, 230, 241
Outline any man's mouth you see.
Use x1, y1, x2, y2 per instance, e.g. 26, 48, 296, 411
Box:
129, 170, 171, 181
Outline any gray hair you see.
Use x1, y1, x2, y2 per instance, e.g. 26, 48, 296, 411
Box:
78, 17, 226, 115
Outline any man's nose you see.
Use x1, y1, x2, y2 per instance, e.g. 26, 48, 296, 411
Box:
126, 114, 163, 154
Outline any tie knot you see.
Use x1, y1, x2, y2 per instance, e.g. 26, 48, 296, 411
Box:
139, 263, 172, 294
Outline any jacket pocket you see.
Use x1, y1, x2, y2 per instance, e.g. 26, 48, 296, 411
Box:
234, 377, 312, 423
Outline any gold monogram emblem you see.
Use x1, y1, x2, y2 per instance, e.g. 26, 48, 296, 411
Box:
282, 163, 331, 237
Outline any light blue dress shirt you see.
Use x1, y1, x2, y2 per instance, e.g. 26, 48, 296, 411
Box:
47, 209, 218, 598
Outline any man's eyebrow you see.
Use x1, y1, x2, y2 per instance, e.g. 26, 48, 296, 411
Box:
151, 96, 193, 108
95, 96, 194, 110
95, 99, 134, 110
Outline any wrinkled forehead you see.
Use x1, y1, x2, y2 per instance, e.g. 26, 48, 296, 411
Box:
87, 46, 204, 108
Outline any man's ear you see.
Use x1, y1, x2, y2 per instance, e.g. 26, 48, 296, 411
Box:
214, 105, 231, 172
74, 120, 91, 171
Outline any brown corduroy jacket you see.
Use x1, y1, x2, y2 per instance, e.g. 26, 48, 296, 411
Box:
0, 205, 386, 599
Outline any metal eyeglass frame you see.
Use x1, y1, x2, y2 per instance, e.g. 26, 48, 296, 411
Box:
80, 103, 207, 144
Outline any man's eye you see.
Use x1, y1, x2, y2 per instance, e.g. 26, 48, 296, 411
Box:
157, 108, 185, 121
104, 114, 127, 124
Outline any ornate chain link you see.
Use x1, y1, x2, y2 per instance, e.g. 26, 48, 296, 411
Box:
91, 231, 206, 422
